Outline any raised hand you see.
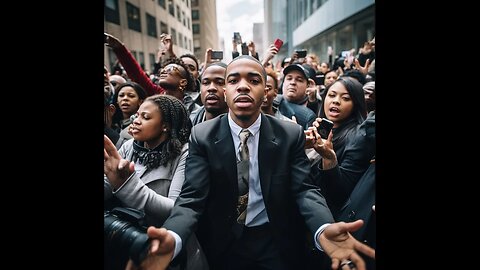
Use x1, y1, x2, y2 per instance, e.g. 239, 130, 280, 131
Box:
159, 33, 175, 58
354, 58, 371, 75
319, 220, 375, 270
104, 33, 123, 50
261, 44, 279, 68
104, 135, 134, 189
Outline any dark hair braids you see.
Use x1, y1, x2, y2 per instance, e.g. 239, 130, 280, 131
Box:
145, 94, 192, 166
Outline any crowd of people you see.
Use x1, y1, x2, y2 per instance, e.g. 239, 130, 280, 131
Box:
104, 31, 376, 270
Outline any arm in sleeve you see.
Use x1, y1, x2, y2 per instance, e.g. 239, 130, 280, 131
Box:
316, 130, 375, 208
167, 144, 188, 201
162, 126, 210, 244
289, 124, 334, 233
113, 44, 165, 96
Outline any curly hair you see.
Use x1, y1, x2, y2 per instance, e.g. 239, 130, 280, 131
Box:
143, 94, 192, 166
161, 58, 195, 93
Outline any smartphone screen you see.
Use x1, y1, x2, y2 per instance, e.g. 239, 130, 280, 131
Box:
296, 49, 307, 58
233, 32, 241, 44
317, 118, 334, 139
211, 50, 223, 60
274, 38, 283, 50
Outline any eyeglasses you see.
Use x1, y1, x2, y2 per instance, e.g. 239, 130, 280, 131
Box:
161, 65, 187, 79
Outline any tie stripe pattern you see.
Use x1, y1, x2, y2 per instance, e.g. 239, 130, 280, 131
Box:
236, 129, 251, 224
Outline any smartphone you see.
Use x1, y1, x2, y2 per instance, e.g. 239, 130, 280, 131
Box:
274, 38, 283, 50
211, 50, 223, 60
241, 42, 249, 55
295, 49, 307, 58
317, 118, 334, 139
233, 32, 241, 44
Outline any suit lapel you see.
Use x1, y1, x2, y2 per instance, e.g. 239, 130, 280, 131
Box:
214, 116, 238, 192
258, 114, 278, 202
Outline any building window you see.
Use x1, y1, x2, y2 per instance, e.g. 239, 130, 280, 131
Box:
105, 0, 120, 25
189, 40, 193, 51
184, 36, 187, 49
168, 0, 174, 16
158, 0, 166, 9
191, 10, 199, 20
131, 50, 137, 60
107, 48, 117, 72
182, 11, 186, 26
146, 13, 158, 37
149, 53, 156, 72
192, 23, 200, 34
191, 0, 198, 7
179, 33, 184, 48
126, 2, 142, 32
193, 39, 200, 48
139, 52, 145, 71
187, 18, 190, 30
176, 5, 181, 22
171, 28, 177, 45
160, 21, 168, 35
186, 0, 189, 7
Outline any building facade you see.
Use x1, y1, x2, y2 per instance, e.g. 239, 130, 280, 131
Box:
191, 0, 220, 63
252, 23, 264, 58
104, 0, 195, 74
264, 0, 375, 65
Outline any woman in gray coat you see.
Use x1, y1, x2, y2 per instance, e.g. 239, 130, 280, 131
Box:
104, 95, 207, 270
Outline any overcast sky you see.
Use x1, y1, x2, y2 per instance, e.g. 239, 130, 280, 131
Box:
216, 0, 264, 62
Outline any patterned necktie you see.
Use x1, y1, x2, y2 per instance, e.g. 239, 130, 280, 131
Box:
236, 129, 251, 224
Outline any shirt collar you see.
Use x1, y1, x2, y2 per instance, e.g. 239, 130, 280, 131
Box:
228, 112, 261, 137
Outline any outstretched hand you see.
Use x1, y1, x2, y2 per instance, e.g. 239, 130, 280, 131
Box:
104, 33, 123, 50
104, 135, 134, 189
319, 220, 375, 270
125, 227, 176, 270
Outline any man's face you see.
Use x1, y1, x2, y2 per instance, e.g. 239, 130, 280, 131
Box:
261, 75, 277, 112
200, 65, 228, 115
282, 70, 308, 104
181, 57, 199, 80
225, 58, 267, 124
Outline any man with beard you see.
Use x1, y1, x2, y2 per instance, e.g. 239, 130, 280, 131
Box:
190, 62, 229, 125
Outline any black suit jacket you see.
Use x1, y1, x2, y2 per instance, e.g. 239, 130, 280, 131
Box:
163, 113, 334, 269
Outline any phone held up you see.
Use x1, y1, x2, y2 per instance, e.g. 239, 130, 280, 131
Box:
274, 38, 283, 50
295, 49, 307, 58
241, 42, 249, 55
317, 118, 334, 139
210, 50, 223, 60
233, 32, 242, 44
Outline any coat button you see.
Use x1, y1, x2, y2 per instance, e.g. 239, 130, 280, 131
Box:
348, 210, 356, 220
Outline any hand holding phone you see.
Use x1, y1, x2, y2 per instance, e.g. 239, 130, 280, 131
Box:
317, 118, 334, 139
295, 49, 307, 58
274, 38, 283, 50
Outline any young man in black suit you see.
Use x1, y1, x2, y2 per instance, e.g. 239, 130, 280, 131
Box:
107, 55, 374, 270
